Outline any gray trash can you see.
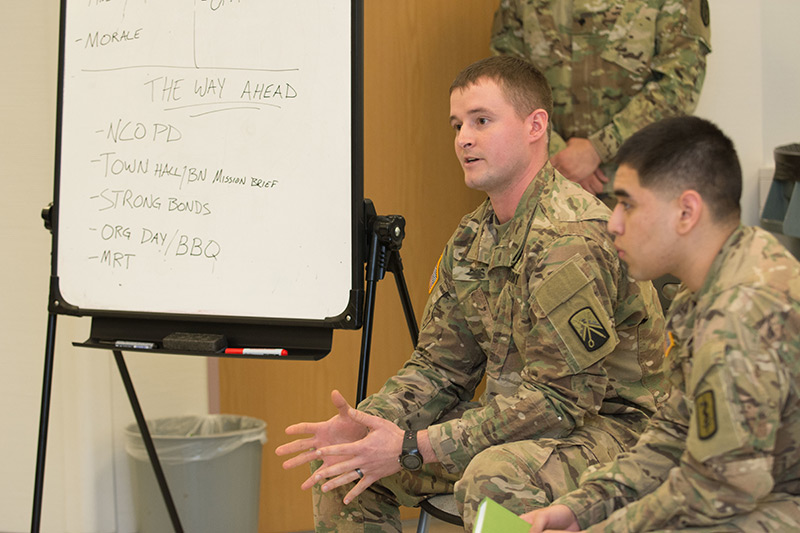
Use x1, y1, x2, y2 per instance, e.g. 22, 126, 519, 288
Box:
125, 414, 267, 533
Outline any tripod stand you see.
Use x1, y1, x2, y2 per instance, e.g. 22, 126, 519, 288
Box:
357, 200, 462, 529
357, 199, 419, 404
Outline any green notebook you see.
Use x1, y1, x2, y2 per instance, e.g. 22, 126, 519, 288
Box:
473, 497, 531, 533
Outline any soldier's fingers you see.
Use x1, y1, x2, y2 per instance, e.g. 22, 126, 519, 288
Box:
316, 440, 360, 459
301, 457, 353, 490
284, 422, 320, 436
320, 468, 364, 495
312, 456, 361, 485
582, 175, 603, 195
346, 406, 384, 429
279, 448, 319, 470
342, 478, 372, 505
330, 389, 353, 416
274, 436, 315, 456
300, 471, 323, 491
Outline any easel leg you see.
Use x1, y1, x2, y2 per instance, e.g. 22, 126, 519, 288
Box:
31, 312, 57, 533
357, 230, 381, 404
113, 350, 184, 533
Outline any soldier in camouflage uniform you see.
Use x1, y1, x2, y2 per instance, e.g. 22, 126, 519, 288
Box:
491, 0, 711, 197
276, 56, 666, 532
524, 117, 800, 532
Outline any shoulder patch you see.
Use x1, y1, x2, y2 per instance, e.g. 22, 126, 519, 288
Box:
695, 390, 717, 440
428, 253, 443, 293
568, 307, 609, 352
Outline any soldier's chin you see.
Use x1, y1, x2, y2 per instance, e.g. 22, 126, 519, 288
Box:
632, 267, 665, 284
623, 261, 652, 282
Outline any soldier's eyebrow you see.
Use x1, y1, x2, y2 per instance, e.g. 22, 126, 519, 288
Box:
449, 107, 492, 123
614, 188, 631, 199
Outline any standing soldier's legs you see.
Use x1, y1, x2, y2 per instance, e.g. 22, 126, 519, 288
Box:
455, 428, 627, 531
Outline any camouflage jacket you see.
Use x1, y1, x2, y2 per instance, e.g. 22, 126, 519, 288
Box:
555, 226, 800, 531
491, 0, 711, 163
359, 164, 666, 472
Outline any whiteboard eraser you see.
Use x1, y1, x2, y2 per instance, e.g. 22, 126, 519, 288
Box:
162, 332, 227, 352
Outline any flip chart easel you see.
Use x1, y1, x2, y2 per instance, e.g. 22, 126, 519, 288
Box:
32, 1, 364, 531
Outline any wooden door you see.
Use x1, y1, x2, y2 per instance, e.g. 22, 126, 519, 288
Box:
219, 2, 497, 531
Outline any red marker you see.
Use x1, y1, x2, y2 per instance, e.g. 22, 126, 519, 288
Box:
224, 348, 288, 356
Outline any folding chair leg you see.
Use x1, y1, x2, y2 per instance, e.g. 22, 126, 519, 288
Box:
416, 508, 431, 533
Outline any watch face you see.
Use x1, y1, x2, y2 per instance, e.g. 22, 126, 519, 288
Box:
401, 452, 423, 471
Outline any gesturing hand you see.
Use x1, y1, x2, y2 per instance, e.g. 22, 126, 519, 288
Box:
275, 389, 368, 490
311, 406, 406, 504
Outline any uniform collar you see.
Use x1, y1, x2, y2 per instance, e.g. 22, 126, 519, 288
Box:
667, 224, 747, 331
693, 224, 747, 302
465, 163, 554, 269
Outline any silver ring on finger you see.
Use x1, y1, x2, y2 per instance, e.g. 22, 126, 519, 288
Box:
355, 468, 364, 479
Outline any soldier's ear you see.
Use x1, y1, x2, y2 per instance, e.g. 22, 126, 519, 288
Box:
675, 189, 703, 235
527, 109, 548, 144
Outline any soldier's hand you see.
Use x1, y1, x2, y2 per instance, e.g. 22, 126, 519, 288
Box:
275, 389, 368, 490
521, 504, 581, 532
550, 137, 603, 187
576, 170, 609, 195
312, 405, 406, 505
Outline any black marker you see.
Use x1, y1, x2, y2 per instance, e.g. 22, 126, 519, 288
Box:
115, 340, 156, 350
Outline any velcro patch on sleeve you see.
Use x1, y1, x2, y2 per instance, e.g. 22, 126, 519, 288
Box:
568, 307, 609, 352
695, 390, 717, 440
532, 259, 618, 371
429, 253, 443, 294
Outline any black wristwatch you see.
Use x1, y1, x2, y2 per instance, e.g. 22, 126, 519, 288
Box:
399, 430, 423, 471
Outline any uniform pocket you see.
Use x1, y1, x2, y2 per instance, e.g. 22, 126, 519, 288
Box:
532, 259, 618, 372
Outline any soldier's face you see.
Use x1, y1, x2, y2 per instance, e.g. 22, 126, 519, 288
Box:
449, 79, 532, 196
608, 165, 680, 281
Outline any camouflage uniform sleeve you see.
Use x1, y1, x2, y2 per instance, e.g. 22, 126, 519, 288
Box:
490, 0, 568, 156
559, 292, 790, 531
426, 233, 629, 472
489, 0, 526, 60
588, 0, 712, 161
357, 240, 488, 429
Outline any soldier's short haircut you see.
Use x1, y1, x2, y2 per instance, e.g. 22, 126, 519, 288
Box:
616, 116, 742, 223
450, 55, 553, 122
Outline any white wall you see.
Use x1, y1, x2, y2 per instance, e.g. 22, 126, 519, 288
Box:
694, 0, 800, 235
761, 0, 800, 165
1, 1, 799, 532
694, 1, 764, 226
1, 3, 210, 532
760, 0, 800, 257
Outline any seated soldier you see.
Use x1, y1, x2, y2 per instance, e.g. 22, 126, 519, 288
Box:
524, 116, 800, 532
276, 56, 666, 532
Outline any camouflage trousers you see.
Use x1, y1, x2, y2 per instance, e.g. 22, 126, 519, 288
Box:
311, 459, 461, 532
456, 423, 628, 530
312, 423, 628, 532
